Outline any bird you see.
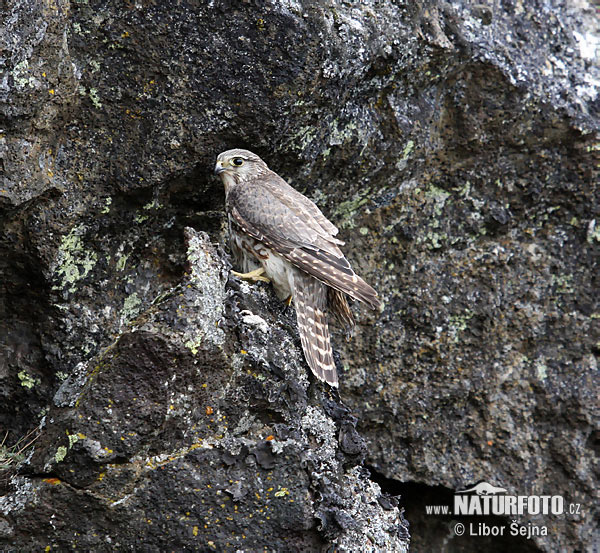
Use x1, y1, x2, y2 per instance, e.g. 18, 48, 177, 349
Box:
214, 148, 380, 387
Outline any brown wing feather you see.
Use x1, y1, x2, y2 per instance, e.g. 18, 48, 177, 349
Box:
329, 288, 355, 335
230, 178, 344, 256
286, 248, 380, 310
259, 174, 341, 240
229, 186, 380, 310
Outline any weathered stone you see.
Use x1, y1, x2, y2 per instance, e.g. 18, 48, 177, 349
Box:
0, 0, 597, 551
2, 231, 407, 551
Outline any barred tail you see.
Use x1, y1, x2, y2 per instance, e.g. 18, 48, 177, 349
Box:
328, 288, 355, 338
293, 273, 338, 387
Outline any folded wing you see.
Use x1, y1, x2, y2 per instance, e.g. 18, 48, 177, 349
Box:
229, 177, 380, 310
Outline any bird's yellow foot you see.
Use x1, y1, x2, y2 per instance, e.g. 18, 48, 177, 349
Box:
231, 267, 271, 283
286, 295, 293, 306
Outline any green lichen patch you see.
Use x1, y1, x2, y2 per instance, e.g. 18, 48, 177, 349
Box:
401, 139, 414, 159
89, 88, 102, 108
332, 189, 372, 229
448, 309, 474, 342
425, 184, 452, 216
12, 59, 37, 89
52, 225, 98, 293
17, 370, 39, 389
115, 244, 130, 272
184, 335, 203, 356
67, 433, 80, 448
396, 140, 415, 170
78, 85, 103, 108
121, 292, 142, 323
274, 486, 290, 498
101, 197, 112, 214
55, 446, 68, 463
419, 230, 448, 250
143, 199, 164, 211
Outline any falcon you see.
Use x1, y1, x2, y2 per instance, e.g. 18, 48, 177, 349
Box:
214, 148, 380, 387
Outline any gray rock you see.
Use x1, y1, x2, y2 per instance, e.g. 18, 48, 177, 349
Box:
0, 0, 597, 551
1, 231, 408, 551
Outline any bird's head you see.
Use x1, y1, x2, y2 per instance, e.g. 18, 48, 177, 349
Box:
214, 149, 268, 189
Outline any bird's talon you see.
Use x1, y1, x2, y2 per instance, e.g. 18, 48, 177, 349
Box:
231, 268, 270, 283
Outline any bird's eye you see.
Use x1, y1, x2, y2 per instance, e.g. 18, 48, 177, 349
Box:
232, 157, 244, 166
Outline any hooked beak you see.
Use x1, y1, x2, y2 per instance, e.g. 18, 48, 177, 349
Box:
214, 161, 227, 175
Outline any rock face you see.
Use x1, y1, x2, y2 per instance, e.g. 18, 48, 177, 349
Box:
1, 230, 408, 551
0, 0, 597, 552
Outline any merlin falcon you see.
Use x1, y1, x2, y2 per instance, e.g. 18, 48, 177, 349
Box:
215, 149, 380, 387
